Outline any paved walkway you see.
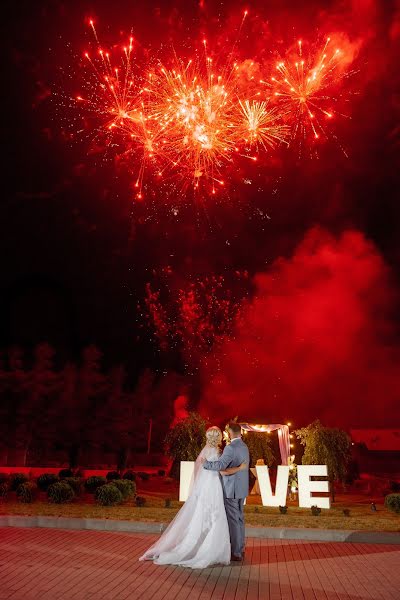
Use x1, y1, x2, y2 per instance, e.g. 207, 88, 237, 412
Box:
0, 528, 399, 599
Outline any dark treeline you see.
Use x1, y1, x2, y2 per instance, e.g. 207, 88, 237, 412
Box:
0, 343, 183, 468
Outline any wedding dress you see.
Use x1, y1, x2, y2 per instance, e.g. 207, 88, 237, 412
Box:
139, 445, 231, 568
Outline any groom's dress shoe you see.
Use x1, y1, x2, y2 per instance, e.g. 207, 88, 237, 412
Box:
231, 555, 243, 562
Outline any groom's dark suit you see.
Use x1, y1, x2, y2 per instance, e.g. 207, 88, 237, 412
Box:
203, 437, 249, 558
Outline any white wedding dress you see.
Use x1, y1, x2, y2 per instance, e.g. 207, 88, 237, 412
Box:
139, 445, 231, 568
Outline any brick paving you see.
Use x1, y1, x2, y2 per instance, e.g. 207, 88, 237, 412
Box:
0, 528, 399, 600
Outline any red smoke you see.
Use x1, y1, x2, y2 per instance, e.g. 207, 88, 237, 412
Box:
200, 228, 400, 428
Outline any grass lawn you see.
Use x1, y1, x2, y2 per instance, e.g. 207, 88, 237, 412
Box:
1, 491, 399, 531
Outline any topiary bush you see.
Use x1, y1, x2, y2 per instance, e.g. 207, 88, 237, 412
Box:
47, 481, 75, 504
158, 469, 166, 477
0, 483, 9, 500
138, 472, 150, 481
84, 476, 107, 494
311, 505, 322, 516
37, 473, 59, 491
111, 479, 136, 501
122, 470, 136, 481
135, 496, 146, 507
17, 482, 38, 503
279, 505, 288, 514
0, 473, 9, 484
385, 493, 400, 514
59, 469, 74, 479
106, 471, 121, 481
64, 477, 83, 496
10, 473, 29, 491
95, 484, 123, 506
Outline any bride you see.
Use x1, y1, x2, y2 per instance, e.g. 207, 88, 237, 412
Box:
139, 426, 247, 569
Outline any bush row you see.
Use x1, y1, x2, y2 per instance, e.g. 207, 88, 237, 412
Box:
0, 471, 140, 505
0, 469, 158, 489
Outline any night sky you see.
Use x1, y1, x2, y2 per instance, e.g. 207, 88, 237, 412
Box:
2, 0, 400, 427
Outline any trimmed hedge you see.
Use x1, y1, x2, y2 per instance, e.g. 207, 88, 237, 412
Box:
17, 481, 38, 503
47, 481, 75, 504
111, 479, 136, 500
385, 493, 400, 514
0, 473, 9, 484
138, 472, 150, 481
37, 473, 59, 491
85, 476, 107, 493
122, 470, 136, 481
0, 482, 8, 499
10, 473, 29, 491
59, 469, 74, 479
95, 484, 123, 506
106, 471, 121, 481
135, 496, 146, 507
64, 477, 83, 496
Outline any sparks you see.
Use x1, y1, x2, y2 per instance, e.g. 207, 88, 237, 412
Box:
270, 37, 350, 147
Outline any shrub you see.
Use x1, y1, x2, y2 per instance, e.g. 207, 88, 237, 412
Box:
59, 469, 74, 479
158, 469, 166, 477
0, 483, 8, 499
385, 493, 400, 514
165, 412, 208, 478
64, 477, 83, 496
106, 471, 121, 481
279, 505, 288, 514
311, 505, 321, 516
37, 473, 59, 491
48, 481, 75, 504
343, 509, 351, 517
138, 472, 150, 481
10, 473, 29, 491
135, 496, 146, 507
390, 481, 400, 493
122, 470, 136, 481
85, 476, 107, 494
0, 473, 9, 484
95, 484, 123, 506
112, 479, 136, 501
165, 498, 172, 508
17, 482, 38, 503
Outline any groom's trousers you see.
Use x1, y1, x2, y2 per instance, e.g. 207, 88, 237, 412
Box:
224, 498, 245, 558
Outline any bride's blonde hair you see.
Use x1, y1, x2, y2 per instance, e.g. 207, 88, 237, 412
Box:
206, 426, 222, 447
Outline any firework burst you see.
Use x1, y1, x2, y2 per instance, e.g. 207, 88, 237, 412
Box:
238, 99, 290, 150
146, 53, 242, 193
67, 19, 356, 198
268, 37, 352, 149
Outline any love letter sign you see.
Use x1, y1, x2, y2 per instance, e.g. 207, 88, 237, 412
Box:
256, 465, 330, 509
179, 462, 331, 508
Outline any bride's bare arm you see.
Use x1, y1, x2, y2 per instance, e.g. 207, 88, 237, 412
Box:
220, 462, 247, 476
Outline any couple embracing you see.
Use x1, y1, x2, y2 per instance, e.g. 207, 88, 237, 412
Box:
140, 422, 249, 569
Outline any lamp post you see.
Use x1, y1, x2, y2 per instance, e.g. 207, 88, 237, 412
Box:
147, 418, 152, 455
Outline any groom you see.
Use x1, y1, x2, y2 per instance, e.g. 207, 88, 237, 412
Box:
203, 422, 249, 561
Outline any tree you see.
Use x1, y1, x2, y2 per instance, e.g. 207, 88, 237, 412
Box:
165, 412, 208, 478
25, 343, 59, 465
243, 432, 274, 467
76, 345, 108, 466
295, 420, 351, 502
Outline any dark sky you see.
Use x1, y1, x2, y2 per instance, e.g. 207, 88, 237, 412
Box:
1, 0, 400, 424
